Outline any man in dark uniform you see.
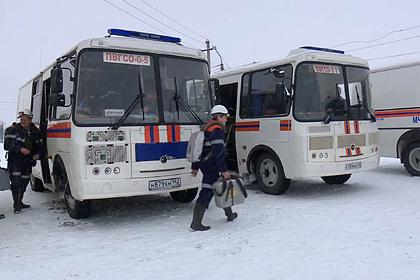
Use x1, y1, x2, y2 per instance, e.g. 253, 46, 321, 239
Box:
4, 109, 42, 214
190, 105, 238, 231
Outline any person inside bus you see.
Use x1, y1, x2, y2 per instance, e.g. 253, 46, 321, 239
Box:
141, 92, 158, 121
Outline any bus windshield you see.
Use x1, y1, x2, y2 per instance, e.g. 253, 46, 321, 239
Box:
74, 50, 211, 125
159, 56, 211, 123
294, 63, 372, 122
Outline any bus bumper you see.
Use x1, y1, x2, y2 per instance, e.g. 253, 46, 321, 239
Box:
71, 173, 202, 201
292, 154, 380, 178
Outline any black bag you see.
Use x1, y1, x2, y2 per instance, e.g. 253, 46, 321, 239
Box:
213, 175, 248, 208
0, 167, 10, 191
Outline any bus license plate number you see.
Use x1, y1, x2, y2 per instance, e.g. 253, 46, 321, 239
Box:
148, 178, 181, 191
345, 162, 362, 171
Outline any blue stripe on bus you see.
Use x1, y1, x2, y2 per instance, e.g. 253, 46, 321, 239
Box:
135, 142, 188, 161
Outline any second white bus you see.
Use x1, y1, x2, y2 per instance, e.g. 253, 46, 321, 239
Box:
211, 46, 380, 194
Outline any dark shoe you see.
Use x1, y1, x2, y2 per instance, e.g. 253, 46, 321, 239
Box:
21, 202, 31, 209
190, 203, 211, 231
223, 207, 238, 222
20, 191, 31, 208
0, 213, 5, 219
12, 190, 22, 212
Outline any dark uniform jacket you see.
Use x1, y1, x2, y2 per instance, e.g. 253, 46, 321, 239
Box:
4, 123, 42, 172
192, 120, 228, 186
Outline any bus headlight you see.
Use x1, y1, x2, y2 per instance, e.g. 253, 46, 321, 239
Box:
309, 136, 333, 150
85, 145, 128, 165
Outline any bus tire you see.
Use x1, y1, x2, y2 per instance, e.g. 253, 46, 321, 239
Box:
321, 174, 351, 185
170, 188, 198, 203
30, 174, 45, 192
403, 142, 420, 176
54, 159, 90, 219
255, 153, 290, 195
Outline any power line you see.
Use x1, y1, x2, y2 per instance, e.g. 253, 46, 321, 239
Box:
103, 0, 200, 49
120, 0, 204, 45
0, 101, 17, 104
138, 0, 208, 40
346, 34, 420, 52
332, 24, 420, 48
103, 0, 167, 34
367, 51, 420, 61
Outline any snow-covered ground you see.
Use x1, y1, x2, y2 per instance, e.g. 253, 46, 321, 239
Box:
0, 158, 419, 280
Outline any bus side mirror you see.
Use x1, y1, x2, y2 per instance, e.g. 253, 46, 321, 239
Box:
275, 83, 288, 104
49, 93, 66, 107
209, 78, 220, 105
51, 68, 63, 94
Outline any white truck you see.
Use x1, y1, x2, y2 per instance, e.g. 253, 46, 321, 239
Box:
371, 61, 420, 176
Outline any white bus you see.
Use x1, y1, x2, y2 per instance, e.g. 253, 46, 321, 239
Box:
210, 46, 379, 194
18, 29, 212, 218
371, 61, 420, 176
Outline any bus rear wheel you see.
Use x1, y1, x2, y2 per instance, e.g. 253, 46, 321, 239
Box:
255, 153, 290, 195
30, 175, 45, 192
403, 142, 420, 176
321, 174, 351, 185
170, 188, 198, 203
54, 160, 90, 219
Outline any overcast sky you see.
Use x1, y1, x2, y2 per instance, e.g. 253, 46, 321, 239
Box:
1, 0, 419, 125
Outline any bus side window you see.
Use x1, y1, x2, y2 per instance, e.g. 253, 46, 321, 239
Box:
240, 65, 292, 118
53, 59, 74, 120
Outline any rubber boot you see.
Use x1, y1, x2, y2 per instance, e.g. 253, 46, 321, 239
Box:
12, 190, 22, 214
19, 191, 31, 209
190, 203, 211, 231
223, 207, 238, 222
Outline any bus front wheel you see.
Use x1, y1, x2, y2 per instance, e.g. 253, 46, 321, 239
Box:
170, 188, 198, 203
321, 174, 351, 184
255, 153, 290, 195
30, 175, 45, 192
403, 142, 420, 176
54, 160, 90, 219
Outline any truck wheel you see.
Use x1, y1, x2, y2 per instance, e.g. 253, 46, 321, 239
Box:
30, 175, 45, 192
54, 160, 90, 219
403, 142, 420, 176
321, 174, 351, 185
170, 188, 198, 203
256, 153, 290, 195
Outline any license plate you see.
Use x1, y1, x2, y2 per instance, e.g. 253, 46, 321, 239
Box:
148, 178, 181, 191
345, 161, 362, 171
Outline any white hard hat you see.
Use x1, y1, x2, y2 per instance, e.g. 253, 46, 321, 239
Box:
18, 108, 33, 118
210, 105, 228, 115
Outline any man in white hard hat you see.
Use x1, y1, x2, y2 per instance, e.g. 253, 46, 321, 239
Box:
190, 105, 237, 231
4, 109, 42, 214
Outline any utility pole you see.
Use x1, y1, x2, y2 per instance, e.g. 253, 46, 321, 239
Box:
205, 39, 211, 74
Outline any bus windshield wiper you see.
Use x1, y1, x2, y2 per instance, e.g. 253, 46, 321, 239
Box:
354, 87, 376, 122
172, 77, 204, 124
110, 74, 145, 130
323, 107, 345, 124
323, 86, 347, 124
